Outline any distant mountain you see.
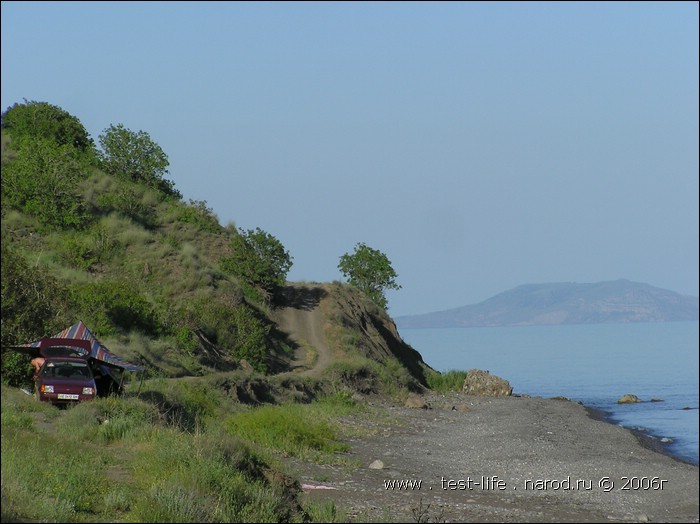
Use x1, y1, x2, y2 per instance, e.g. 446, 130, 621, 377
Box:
395, 280, 699, 329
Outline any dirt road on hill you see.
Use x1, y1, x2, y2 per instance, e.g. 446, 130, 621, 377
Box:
273, 285, 333, 377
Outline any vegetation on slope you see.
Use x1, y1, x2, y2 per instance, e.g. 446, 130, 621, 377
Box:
1, 100, 294, 383
1, 100, 441, 523
1, 380, 362, 523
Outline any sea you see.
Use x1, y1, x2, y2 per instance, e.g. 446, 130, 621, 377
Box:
398, 321, 699, 466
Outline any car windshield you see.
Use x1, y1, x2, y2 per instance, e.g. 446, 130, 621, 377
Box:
41, 361, 92, 380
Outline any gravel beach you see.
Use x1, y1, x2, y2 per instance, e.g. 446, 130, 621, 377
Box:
294, 393, 699, 523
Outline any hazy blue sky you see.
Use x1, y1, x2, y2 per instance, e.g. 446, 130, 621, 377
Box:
2, 1, 698, 316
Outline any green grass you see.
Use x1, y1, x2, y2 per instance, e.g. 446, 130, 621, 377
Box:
303, 500, 348, 523
426, 369, 468, 393
0, 384, 348, 523
223, 394, 356, 462
2, 405, 108, 521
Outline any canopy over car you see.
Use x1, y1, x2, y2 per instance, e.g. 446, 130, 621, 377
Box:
5, 321, 144, 372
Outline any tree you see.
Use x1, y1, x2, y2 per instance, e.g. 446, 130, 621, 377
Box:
338, 243, 401, 310
1, 99, 94, 153
98, 124, 180, 198
221, 227, 293, 301
1, 138, 91, 229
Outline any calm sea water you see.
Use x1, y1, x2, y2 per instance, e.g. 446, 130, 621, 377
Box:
399, 321, 699, 465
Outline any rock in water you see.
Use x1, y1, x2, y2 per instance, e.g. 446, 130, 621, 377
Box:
617, 394, 642, 404
462, 369, 513, 396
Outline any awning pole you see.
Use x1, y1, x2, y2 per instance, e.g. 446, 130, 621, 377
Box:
136, 369, 145, 397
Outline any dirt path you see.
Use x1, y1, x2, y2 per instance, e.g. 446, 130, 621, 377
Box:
273, 285, 333, 377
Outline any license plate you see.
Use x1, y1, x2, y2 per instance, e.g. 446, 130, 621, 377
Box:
57, 394, 79, 400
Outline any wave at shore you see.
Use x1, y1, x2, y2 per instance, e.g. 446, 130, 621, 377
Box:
584, 404, 699, 467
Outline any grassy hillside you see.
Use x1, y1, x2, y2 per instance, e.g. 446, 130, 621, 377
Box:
2, 120, 271, 374
1, 102, 433, 387
1, 380, 366, 522
1, 101, 445, 522
0, 121, 282, 382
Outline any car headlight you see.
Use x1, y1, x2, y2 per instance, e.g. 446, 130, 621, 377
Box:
42, 385, 54, 394
82, 387, 95, 395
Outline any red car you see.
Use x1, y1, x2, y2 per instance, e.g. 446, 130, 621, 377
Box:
35, 356, 97, 406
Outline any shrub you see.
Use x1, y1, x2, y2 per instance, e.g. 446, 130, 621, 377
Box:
70, 278, 161, 337
96, 183, 157, 227
174, 298, 269, 372
324, 355, 417, 397
1, 240, 73, 385
1, 138, 91, 229
0, 352, 33, 389
1, 99, 94, 153
176, 199, 221, 233
57, 225, 121, 271
98, 124, 180, 198
220, 227, 293, 302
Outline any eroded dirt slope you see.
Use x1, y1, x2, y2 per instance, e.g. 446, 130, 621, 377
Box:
273, 285, 333, 377
271, 283, 432, 386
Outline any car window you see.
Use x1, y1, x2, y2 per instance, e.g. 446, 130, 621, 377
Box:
41, 361, 92, 379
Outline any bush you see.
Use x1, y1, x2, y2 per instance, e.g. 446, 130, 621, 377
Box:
70, 278, 161, 337
96, 183, 158, 228
174, 298, 270, 372
98, 124, 180, 198
1, 138, 91, 229
176, 199, 221, 233
220, 227, 293, 302
325, 355, 418, 397
1, 99, 94, 153
0, 352, 33, 389
1, 240, 73, 386
57, 225, 122, 271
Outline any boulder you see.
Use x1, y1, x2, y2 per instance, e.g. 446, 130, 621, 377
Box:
462, 369, 512, 397
617, 394, 642, 404
405, 392, 429, 409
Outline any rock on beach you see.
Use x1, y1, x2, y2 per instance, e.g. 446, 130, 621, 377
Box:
462, 368, 513, 396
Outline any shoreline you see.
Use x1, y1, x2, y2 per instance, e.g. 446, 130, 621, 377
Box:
296, 392, 699, 523
580, 402, 699, 467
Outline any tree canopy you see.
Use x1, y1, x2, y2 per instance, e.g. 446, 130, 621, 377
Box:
1, 99, 94, 152
338, 243, 401, 310
220, 227, 293, 301
1, 138, 90, 229
98, 124, 180, 198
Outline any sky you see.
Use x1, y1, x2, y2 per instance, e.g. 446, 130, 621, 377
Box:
2, 1, 698, 317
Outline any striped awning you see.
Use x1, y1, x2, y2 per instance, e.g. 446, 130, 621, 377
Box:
24, 321, 144, 371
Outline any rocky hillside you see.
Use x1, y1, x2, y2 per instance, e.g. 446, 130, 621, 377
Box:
395, 279, 699, 329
